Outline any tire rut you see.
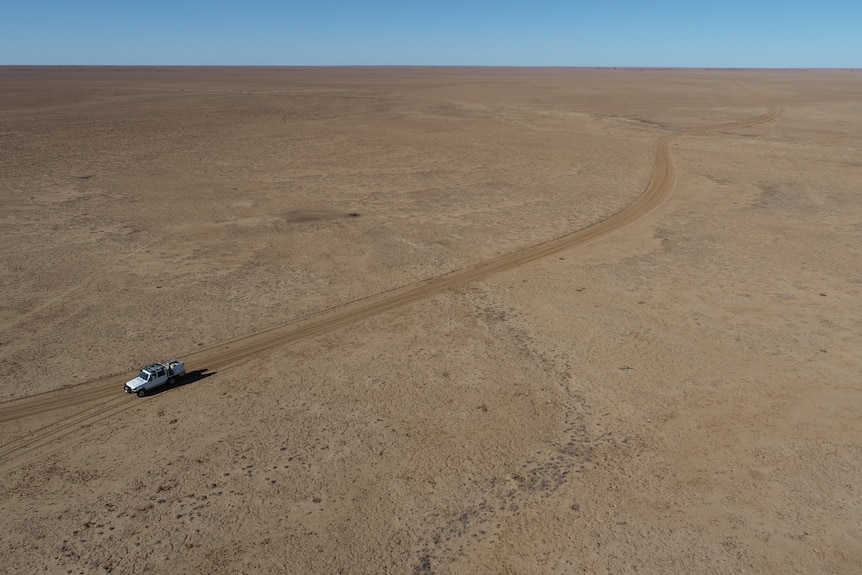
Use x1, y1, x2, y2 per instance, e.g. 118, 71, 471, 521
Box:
0, 85, 779, 469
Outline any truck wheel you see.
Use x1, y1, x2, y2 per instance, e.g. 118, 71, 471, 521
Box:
137, 389, 146, 397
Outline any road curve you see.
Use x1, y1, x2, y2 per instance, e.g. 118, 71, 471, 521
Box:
0, 87, 779, 434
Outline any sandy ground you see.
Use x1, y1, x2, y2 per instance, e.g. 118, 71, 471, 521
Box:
1, 67, 861, 574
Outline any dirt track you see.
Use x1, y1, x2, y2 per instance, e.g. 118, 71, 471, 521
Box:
0, 86, 778, 456
1, 68, 860, 574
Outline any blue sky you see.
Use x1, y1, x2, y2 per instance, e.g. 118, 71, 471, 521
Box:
1, 1, 859, 67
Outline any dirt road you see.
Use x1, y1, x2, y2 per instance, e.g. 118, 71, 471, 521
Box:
0, 85, 778, 465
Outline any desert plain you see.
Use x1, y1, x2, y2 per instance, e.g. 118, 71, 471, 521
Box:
1, 66, 861, 574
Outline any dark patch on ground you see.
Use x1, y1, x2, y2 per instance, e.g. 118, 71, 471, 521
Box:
280, 210, 362, 224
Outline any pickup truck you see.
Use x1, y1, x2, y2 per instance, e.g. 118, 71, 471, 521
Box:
124, 360, 186, 397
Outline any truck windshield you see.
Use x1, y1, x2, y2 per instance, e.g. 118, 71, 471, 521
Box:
138, 371, 149, 381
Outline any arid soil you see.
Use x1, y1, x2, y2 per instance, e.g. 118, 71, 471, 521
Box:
1, 67, 861, 574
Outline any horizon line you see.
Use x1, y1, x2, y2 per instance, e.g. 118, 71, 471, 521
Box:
2, 64, 860, 71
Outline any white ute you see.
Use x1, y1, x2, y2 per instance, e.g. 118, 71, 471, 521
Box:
124, 360, 186, 397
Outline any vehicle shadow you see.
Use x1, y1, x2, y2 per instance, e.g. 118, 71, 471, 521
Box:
147, 369, 216, 396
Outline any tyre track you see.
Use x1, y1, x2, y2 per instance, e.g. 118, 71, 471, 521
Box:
0, 395, 130, 462
0, 86, 779, 467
